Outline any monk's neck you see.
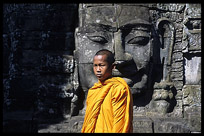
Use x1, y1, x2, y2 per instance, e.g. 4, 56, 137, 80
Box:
99, 76, 113, 85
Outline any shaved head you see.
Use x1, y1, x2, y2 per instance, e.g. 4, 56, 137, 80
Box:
94, 49, 115, 66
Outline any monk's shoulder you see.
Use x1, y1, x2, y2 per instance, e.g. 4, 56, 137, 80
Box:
112, 77, 127, 89
112, 82, 125, 88
111, 83, 127, 96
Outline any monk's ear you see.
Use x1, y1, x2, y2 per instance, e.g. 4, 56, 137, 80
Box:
112, 63, 116, 69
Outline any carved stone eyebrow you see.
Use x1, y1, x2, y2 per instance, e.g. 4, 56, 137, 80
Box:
83, 23, 116, 33
90, 23, 117, 32
85, 21, 151, 33
119, 23, 151, 31
119, 23, 151, 32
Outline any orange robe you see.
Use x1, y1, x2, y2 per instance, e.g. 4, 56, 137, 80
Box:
81, 77, 133, 133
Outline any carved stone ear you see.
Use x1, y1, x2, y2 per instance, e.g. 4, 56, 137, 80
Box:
156, 18, 175, 82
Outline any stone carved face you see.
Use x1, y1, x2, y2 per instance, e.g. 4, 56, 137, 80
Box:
75, 4, 153, 94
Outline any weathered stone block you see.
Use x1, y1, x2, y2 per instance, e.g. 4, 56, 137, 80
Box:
184, 57, 201, 85
39, 9, 78, 31
38, 116, 84, 133
170, 99, 183, 118
184, 106, 201, 132
133, 117, 153, 133
156, 4, 185, 12
182, 85, 201, 106
171, 71, 183, 81
83, 6, 117, 28
40, 54, 74, 74
185, 4, 201, 18
82, 3, 113, 8
153, 118, 190, 133
41, 32, 67, 50
40, 32, 74, 51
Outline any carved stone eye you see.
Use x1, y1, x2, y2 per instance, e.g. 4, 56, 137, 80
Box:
87, 35, 108, 44
127, 36, 149, 46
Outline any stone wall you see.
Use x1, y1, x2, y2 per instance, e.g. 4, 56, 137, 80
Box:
3, 3, 201, 133
3, 4, 78, 132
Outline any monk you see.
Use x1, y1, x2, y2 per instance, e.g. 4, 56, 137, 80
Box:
81, 49, 133, 133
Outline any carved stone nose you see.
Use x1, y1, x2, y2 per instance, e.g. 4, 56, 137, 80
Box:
113, 30, 133, 62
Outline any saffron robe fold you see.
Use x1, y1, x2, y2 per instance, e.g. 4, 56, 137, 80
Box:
81, 77, 133, 133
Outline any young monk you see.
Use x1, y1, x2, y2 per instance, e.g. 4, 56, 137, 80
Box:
81, 49, 133, 133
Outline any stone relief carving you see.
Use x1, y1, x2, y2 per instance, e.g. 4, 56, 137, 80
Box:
75, 4, 154, 115
149, 18, 176, 116
73, 3, 180, 116
3, 3, 201, 133
73, 4, 201, 120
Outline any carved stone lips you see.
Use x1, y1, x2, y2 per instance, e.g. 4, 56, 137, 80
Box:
112, 60, 138, 77
112, 68, 136, 86
112, 68, 137, 77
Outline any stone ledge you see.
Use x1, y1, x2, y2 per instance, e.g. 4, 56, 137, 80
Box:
37, 116, 193, 133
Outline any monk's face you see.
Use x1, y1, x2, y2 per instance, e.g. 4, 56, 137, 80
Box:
93, 55, 113, 82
